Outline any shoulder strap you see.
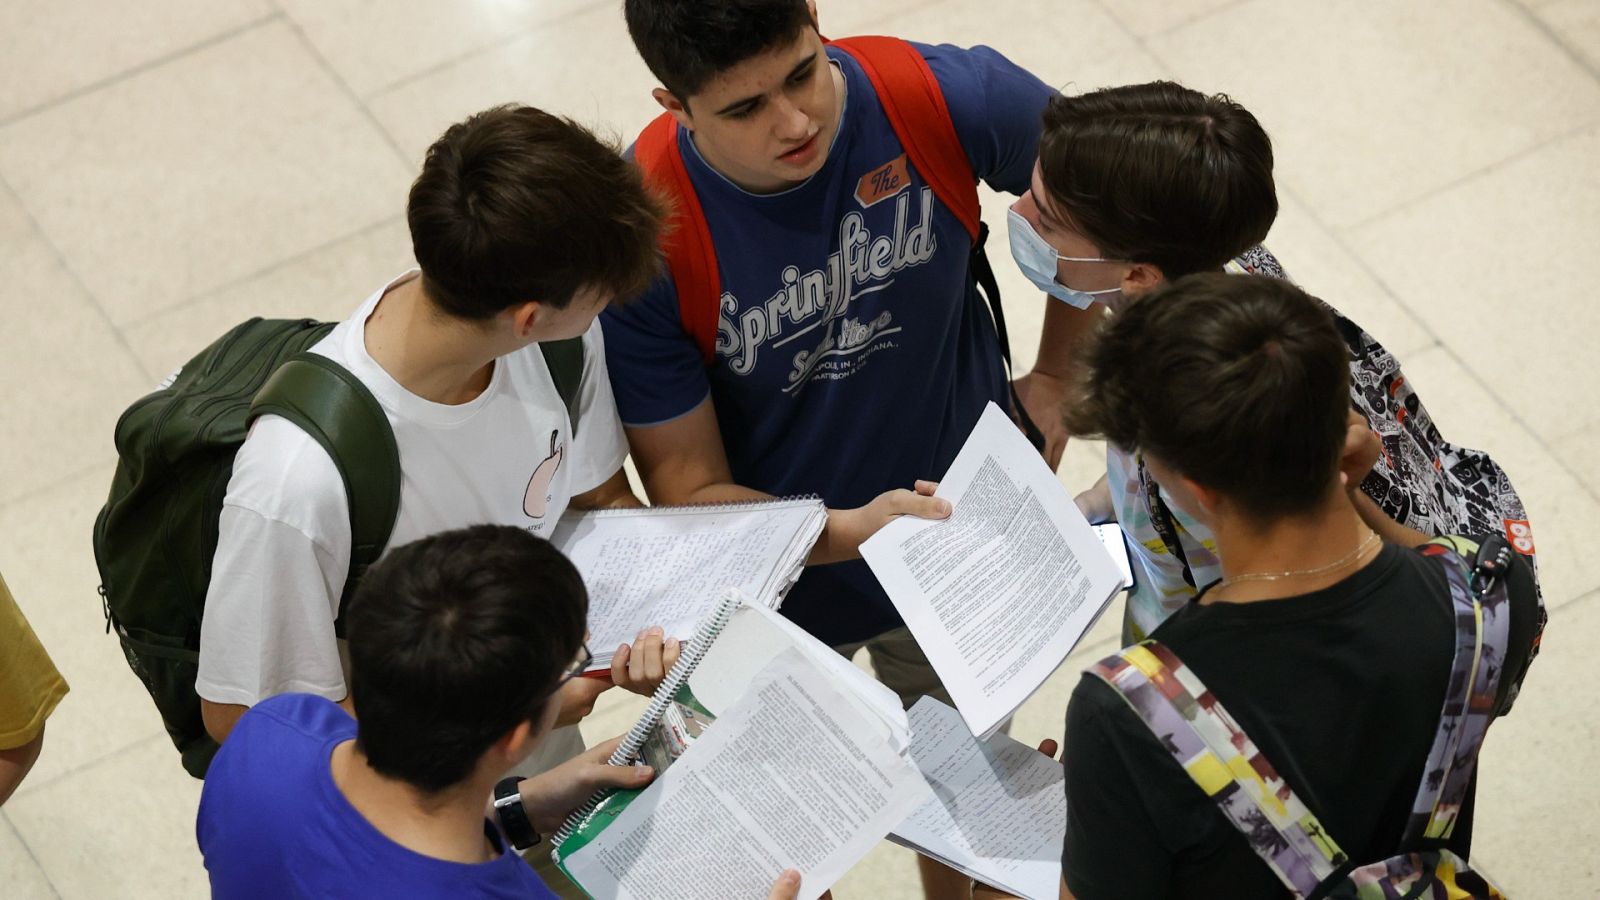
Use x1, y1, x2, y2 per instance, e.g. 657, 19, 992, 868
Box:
250, 353, 401, 633
829, 36, 980, 241
1407, 537, 1515, 843
633, 113, 722, 364
1090, 642, 1348, 897
539, 337, 584, 436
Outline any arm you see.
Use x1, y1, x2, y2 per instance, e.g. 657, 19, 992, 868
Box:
1016, 300, 1102, 469
570, 467, 644, 511
626, 397, 949, 565
0, 728, 44, 806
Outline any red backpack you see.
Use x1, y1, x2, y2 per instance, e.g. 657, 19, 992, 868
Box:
632, 35, 1043, 445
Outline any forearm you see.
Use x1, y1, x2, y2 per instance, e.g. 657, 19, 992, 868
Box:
0, 729, 45, 806
571, 467, 646, 511
1352, 490, 1431, 547
1031, 298, 1098, 380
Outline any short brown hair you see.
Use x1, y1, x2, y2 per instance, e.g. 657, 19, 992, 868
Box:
407, 105, 664, 318
1037, 82, 1276, 279
1063, 274, 1350, 521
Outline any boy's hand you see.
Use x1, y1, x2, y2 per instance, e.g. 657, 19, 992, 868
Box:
1339, 409, 1382, 494
1073, 473, 1114, 524
767, 869, 831, 900
1013, 370, 1070, 469
553, 675, 613, 727
816, 480, 949, 564
611, 627, 682, 696
516, 736, 656, 835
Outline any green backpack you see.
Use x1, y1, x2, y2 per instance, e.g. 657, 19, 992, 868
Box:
93, 317, 584, 778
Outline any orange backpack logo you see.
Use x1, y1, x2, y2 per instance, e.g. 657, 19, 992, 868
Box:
855, 154, 911, 208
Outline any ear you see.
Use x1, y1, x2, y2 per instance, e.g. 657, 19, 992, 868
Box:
496, 719, 536, 764
1179, 475, 1224, 522
508, 300, 543, 340
1121, 262, 1166, 296
652, 88, 694, 131
807, 1, 820, 32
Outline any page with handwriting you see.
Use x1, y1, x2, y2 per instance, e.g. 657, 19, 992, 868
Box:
891, 698, 1064, 900
551, 500, 826, 669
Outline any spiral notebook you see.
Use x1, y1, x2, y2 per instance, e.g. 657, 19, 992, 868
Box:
551, 591, 925, 900
549, 496, 827, 671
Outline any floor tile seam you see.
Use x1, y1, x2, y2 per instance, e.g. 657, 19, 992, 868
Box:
0, 171, 158, 384
0, 456, 115, 513
7, 732, 170, 805
270, 2, 415, 170
1137, 0, 1256, 41
1503, 0, 1600, 85
1273, 185, 1600, 511
1427, 340, 1600, 510
1342, 118, 1600, 232
111, 212, 407, 333
1554, 584, 1600, 613
358, 0, 615, 101
0, 11, 284, 132
0, 811, 62, 899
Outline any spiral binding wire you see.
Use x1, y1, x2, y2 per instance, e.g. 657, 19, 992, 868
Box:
549, 588, 744, 852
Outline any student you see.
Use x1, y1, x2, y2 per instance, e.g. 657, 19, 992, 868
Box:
198, 525, 808, 900
1, 571, 69, 805
1009, 81, 1538, 642
195, 105, 674, 895
1053, 274, 1540, 899
604, 0, 1086, 706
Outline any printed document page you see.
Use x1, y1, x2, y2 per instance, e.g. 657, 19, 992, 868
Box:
891, 698, 1065, 900
861, 402, 1123, 737
551, 499, 826, 670
560, 648, 930, 900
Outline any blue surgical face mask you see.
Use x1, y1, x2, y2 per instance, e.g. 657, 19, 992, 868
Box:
1006, 207, 1122, 309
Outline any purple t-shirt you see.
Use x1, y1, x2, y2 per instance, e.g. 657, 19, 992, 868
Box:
603, 42, 1055, 645
197, 694, 557, 900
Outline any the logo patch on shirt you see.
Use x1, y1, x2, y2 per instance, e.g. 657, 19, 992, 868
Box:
855, 154, 911, 208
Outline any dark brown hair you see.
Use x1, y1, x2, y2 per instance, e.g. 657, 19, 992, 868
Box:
346, 525, 587, 795
407, 105, 664, 318
1063, 273, 1350, 521
625, 0, 813, 100
1037, 82, 1277, 279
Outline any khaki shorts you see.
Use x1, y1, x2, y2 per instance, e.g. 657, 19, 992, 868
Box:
832, 626, 953, 710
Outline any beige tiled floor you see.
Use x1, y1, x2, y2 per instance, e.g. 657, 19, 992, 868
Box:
0, 1, 1595, 897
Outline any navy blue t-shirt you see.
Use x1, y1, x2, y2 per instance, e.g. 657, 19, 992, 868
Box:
197, 694, 557, 900
603, 42, 1054, 646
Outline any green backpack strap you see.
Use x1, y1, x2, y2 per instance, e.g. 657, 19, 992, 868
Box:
250, 353, 400, 633
539, 337, 584, 436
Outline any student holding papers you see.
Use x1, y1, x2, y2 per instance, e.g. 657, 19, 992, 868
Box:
1054, 276, 1540, 899
198, 526, 810, 900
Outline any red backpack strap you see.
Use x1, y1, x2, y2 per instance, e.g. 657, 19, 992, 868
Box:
633, 113, 721, 364
830, 36, 980, 243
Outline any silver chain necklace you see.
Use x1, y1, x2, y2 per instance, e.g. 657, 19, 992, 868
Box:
1217, 530, 1382, 590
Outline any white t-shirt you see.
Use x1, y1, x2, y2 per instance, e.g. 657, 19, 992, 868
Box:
197, 270, 628, 774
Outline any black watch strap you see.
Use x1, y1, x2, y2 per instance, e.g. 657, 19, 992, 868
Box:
493, 775, 540, 851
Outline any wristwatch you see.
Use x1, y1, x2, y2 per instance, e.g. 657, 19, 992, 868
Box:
493, 776, 541, 851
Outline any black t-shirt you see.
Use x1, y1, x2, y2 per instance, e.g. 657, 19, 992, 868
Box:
1061, 540, 1539, 900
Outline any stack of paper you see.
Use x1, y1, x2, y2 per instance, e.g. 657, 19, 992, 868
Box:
550, 498, 827, 670
862, 403, 1125, 738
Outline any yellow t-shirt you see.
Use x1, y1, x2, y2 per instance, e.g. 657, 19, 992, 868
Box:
0, 572, 68, 750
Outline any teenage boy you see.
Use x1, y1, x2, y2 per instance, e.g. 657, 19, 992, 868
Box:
1009, 81, 1538, 642
196, 106, 675, 892
199, 525, 808, 900
605, 0, 1087, 704
1053, 274, 1540, 899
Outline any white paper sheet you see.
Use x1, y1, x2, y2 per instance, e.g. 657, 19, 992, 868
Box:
1093, 524, 1133, 590
861, 403, 1123, 737
891, 698, 1065, 900
550, 500, 826, 669
561, 648, 930, 900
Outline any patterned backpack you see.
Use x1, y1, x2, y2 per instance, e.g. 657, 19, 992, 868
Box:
1091, 536, 1517, 899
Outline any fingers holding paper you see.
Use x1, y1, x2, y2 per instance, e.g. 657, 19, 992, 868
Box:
815, 481, 952, 564
517, 736, 657, 835
611, 626, 682, 696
